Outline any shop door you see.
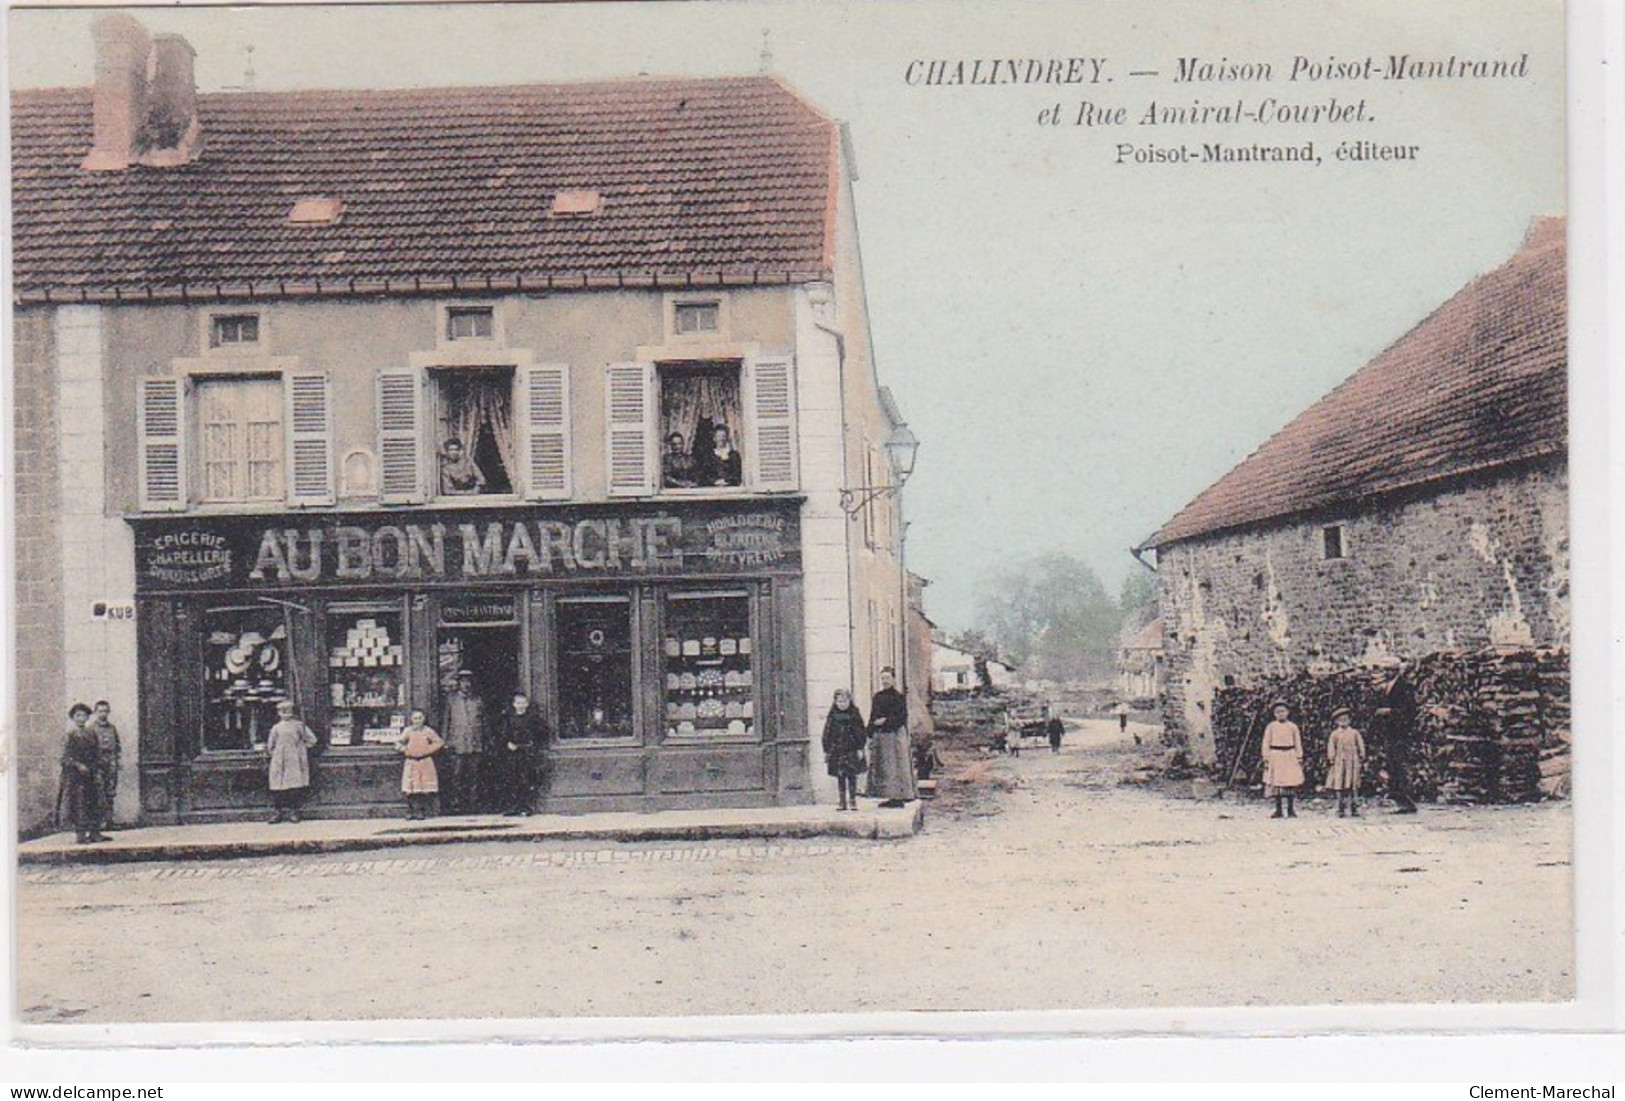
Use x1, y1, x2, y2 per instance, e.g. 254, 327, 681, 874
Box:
436, 624, 522, 721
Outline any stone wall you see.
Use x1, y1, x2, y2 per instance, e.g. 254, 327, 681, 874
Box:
1156, 460, 1568, 761
12, 308, 65, 835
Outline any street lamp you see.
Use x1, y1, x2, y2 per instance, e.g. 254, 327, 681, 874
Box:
839, 422, 920, 516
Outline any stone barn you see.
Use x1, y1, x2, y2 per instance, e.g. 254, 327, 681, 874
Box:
1137, 216, 1567, 766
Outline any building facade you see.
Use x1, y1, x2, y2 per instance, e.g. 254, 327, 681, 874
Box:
1138, 218, 1567, 763
11, 16, 915, 829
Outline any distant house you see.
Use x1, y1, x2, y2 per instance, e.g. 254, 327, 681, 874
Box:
1137, 217, 1567, 763
1116, 615, 1163, 703
930, 640, 1015, 693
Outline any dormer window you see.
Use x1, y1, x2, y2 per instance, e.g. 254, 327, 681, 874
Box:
446, 306, 495, 342
673, 300, 721, 336
210, 313, 260, 348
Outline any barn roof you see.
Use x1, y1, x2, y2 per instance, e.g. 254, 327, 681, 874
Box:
1143, 216, 1566, 548
10, 75, 837, 303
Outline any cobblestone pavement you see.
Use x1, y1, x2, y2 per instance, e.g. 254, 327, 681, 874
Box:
15, 720, 1572, 1023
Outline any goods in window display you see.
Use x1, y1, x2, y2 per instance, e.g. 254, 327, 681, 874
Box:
661, 594, 757, 738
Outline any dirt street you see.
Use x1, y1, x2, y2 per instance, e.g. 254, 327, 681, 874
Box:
15, 719, 1571, 1023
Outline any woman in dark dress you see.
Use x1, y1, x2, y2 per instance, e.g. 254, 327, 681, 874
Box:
59, 703, 106, 844
865, 668, 916, 807
821, 689, 867, 811
495, 692, 548, 816
704, 425, 743, 487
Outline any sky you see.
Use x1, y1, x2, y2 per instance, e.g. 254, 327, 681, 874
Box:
6, 0, 1567, 631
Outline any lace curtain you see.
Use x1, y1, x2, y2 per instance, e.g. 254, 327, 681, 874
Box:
439, 372, 513, 492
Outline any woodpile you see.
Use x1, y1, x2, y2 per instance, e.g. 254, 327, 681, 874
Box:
1212, 647, 1569, 805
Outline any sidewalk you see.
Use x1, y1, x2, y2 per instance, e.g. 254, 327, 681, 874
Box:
17, 801, 925, 866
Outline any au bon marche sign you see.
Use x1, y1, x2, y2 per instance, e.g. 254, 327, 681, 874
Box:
133, 501, 800, 592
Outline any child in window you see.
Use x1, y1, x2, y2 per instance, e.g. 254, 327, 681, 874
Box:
397, 709, 444, 820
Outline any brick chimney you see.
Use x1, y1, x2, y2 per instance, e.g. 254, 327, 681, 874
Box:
139, 33, 202, 167
81, 16, 203, 171
81, 13, 152, 171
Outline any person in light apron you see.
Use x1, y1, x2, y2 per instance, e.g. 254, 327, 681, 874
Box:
1260, 701, 1304, 818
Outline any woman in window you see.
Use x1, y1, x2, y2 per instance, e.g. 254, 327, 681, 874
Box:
704, 424, 743, 487
438, 437, 487, 495
662, 432, 699, 488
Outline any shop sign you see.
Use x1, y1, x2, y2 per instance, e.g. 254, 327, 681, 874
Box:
132, 501, 801, 591
441, 596, 518, 625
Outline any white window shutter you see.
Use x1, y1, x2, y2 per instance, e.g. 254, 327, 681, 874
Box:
137, 376, 187, 511
285, 373, 334, 506
522, 364, 571, 500
604, 362, 653, 497
377, 369, 423, 504
747, 355, 797, 491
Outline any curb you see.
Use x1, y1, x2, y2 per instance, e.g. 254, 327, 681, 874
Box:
18, 802, 925, 866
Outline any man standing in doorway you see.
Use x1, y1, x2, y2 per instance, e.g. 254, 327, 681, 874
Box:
88, 700, 121, 831
441, 670, 487, 814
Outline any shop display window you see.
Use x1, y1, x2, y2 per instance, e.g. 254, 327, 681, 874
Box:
326, 606, 408, 748
662, 590, 755, 740
557, 597, 634, 740
203, 606, 290, 752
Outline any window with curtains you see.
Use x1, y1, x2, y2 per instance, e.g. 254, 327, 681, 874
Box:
658, 361, 743, 490
432, 367, 515, 497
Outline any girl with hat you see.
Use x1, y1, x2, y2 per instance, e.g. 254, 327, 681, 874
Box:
1326, 706, 1368, 818
1260, 700, 1304, 818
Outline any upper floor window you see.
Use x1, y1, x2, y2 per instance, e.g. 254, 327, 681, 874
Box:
659, 362, 742, 490
446, 306, 495, 342
433, 367, 514, 497
673, 301, 721, 336
196, 377, 283, 503
605, 356, 796, 497
210, 313, 260, 349
138, 372, 334, 512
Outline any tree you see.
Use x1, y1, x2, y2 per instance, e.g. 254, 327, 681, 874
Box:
972, 553, 1121, 684
1119, 570, 1157, 616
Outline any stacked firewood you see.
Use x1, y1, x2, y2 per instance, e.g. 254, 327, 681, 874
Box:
1211, 647, 1569, 804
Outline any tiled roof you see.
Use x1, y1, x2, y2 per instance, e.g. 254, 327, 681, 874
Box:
1144, 216, 1566, 548
10, 76, 837, 302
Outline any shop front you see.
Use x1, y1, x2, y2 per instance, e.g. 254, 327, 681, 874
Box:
129, 498, 810, 822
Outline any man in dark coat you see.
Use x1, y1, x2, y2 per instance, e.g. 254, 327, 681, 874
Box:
1374, 670, 1420, 813
59, 703, 107, 844
440, 670, 487, 814
495, 691, 549, 816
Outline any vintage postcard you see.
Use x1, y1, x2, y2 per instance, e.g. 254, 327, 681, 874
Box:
2, 0, 1617, 1066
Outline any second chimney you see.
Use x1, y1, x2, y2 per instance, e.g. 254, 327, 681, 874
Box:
81, 13, 152, 171
140, 33, 202, 167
